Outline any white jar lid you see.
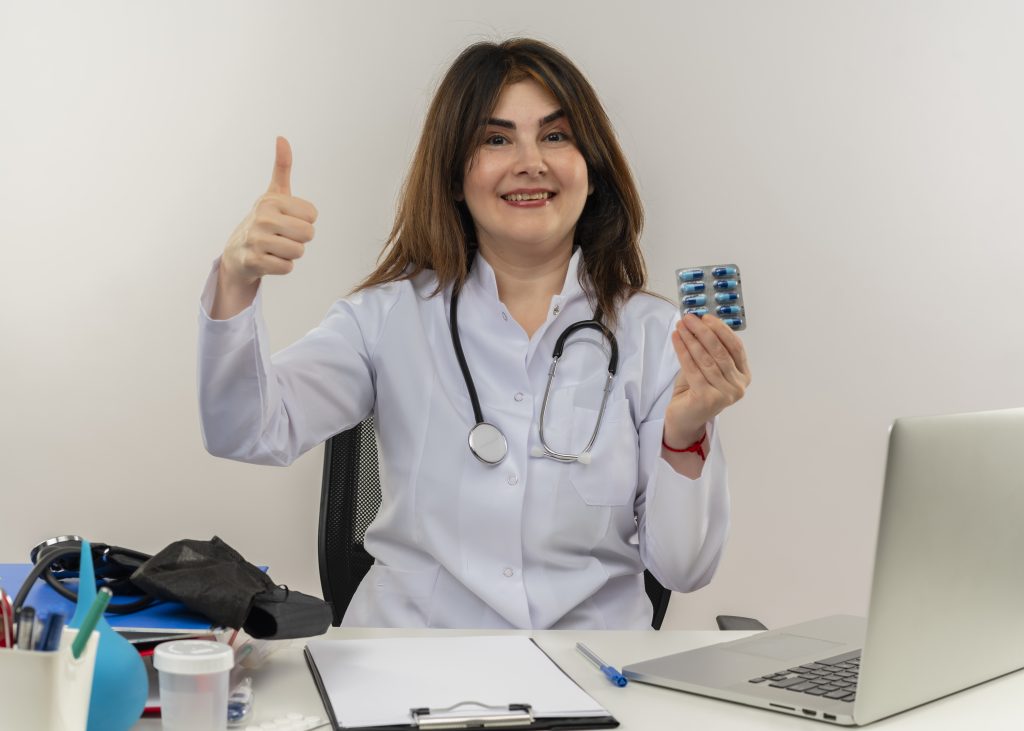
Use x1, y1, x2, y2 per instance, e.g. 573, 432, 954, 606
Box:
154, 640, 234, 675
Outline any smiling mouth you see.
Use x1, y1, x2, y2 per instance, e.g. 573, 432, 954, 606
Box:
501, 191, 555, 202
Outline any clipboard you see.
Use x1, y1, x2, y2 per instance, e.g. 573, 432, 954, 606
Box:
304, 635, 619, 731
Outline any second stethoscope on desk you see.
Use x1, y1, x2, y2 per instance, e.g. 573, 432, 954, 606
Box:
450, 284, 619, 466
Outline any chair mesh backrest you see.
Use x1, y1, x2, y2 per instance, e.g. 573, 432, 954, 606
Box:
318, 417, 382, 626
318, 416, 670, 629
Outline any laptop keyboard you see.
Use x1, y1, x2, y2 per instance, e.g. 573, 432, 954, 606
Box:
748, 649, 860, 702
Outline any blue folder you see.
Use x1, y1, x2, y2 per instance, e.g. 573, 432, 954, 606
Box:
0, 563, 218, 634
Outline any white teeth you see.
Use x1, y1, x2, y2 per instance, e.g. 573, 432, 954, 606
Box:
503, 192, 552, 202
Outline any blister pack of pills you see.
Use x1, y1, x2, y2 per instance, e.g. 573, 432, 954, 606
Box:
240, 713, 327, 730
675, 264, 746, 331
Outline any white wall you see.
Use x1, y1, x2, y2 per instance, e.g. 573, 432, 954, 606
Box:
1, 1, 1022, 630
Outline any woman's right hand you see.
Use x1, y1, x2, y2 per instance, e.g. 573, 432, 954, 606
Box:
212, 136, 319, 319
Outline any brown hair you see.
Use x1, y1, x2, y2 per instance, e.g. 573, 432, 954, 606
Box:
355, 38, 646, 327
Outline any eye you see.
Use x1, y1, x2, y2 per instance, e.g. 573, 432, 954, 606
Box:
484, 134, 510, 146
544, 131, 571, 143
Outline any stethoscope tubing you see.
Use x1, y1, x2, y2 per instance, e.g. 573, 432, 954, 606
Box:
448, 280, 486, 427
537, 367, 614, 463
449, 272, 617, 466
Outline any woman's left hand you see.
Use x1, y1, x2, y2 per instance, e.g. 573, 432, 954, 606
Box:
663, 314, 752, 449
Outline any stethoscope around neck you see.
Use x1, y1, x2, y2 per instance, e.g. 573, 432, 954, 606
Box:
449, 282, 619, 466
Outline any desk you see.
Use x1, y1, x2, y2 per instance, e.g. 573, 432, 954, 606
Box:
131, 628, 1024, 730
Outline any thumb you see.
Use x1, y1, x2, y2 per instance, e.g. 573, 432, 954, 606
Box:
267, 136, 292, 195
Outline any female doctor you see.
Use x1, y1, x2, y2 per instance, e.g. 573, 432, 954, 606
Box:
198, 39, 751, 629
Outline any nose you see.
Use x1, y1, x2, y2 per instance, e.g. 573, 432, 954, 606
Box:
514, 139, 547, 177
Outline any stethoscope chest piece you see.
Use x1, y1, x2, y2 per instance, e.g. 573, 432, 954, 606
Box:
450, 259, 615, 468
468, 421, 508, 465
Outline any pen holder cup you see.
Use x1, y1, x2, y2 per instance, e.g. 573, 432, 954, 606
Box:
0, 628, 99, 731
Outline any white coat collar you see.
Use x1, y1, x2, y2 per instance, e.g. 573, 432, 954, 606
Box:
465, 247, 586, 306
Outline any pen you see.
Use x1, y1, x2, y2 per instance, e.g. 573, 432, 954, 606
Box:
576, 642, 628, 687
16, 606, 37, 650
72, 587, 112, 660
36, 612, 66, 652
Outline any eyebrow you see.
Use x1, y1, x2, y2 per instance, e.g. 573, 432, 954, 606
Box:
485, 109, 566, 130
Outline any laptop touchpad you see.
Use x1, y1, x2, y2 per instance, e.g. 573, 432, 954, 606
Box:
725, 633, 843, 662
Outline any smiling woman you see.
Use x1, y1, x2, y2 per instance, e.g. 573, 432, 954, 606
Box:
357, 39, 646, 331
460, 80, 592, 285
198, 38, 751, 630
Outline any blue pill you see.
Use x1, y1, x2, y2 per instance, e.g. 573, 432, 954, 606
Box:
678, 269, 704, 282
722, 318, 744, 330
680, 282, 706, 294
712, 266, 738, 277
713, 279, 738, 291
716, 305, 744, 316
683, 307, 708, 317
681, 294, 707, 307
714, 292, 739, 303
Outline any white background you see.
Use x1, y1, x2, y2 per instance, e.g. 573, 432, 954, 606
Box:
1, 1, 1021, 629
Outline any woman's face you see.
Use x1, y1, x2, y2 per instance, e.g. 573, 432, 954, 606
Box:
461, 79, 591, 260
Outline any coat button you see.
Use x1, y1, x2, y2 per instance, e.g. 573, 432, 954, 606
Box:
514, 392, 524, 402
506, 473, 519, 486
502, 567, 515, 578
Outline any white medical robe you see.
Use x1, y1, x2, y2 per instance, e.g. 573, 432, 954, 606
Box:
198, 249, 730, 629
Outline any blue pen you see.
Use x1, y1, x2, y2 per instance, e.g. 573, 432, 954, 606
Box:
36, 612, 66, 652
576, 642, 628, 687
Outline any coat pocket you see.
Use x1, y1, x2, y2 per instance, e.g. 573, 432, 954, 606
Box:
567, 399, 638, 507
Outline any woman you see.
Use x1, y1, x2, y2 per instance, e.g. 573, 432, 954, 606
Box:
199, 39, 750, 629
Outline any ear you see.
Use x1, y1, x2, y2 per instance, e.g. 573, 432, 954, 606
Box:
588, 181, 595, 196
454, 185, 465, 202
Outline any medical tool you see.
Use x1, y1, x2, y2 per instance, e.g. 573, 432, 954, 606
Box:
16, 536, 155, 615
450, 279, 618, 466
532, 320, 618, 464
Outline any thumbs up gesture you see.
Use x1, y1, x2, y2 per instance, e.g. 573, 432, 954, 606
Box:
217, 137, 319, 302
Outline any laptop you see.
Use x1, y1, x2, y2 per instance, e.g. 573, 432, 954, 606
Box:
623, 407, 1024, 725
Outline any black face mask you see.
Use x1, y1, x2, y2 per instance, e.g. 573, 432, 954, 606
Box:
19, 535, 331, 640
130, 536, 332, 640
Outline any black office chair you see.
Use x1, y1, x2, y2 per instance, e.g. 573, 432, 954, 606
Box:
318, 418, 764, 632
319, 418, 382, 627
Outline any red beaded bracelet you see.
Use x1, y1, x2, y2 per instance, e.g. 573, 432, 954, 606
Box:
662, 432, 707, 461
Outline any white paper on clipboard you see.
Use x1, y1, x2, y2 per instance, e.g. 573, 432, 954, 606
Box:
305, 635, 610, 729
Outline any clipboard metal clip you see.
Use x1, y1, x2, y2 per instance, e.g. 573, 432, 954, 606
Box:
410, 700, 534, 729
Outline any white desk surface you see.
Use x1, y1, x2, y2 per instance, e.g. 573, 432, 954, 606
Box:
132, 627, 1024, 730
